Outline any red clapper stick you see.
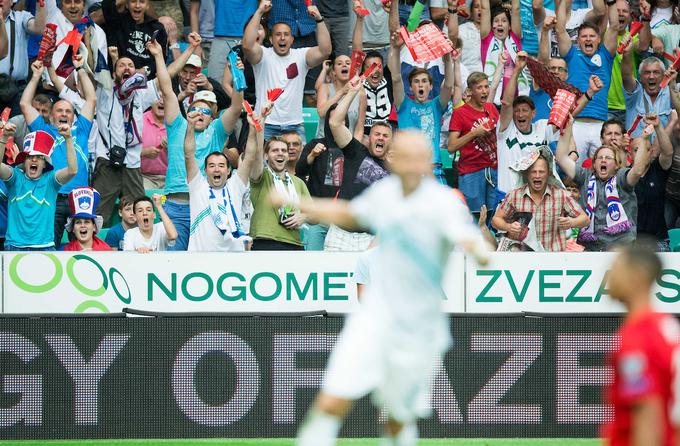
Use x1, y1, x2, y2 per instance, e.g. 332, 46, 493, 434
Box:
242, 101, 263, 132
660, 53, 680, 88
617, 22, 642, 54
360, 62, 381, 81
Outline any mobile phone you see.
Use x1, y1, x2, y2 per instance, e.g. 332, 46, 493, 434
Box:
151, 30, 159, 42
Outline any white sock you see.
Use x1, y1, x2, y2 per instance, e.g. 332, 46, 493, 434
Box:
381, 422, 418, 446
296, 409, 342, 446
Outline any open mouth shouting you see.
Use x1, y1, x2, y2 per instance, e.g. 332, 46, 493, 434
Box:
28, 162, 39, 176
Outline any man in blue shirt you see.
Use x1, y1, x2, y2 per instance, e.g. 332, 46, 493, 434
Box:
20, 57, 96, 248
151, 38, 243, 251
388, 6, 455, 185
556, 0, 619, 160
0, 127, 78, 251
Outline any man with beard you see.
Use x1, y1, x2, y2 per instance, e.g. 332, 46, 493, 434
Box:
249, 134, 310, 251
20, 56, 95, 247
492, 147, 589, 251
556, 116, 651, 251
0, 127, 78, 251
154, 37, 244, 251
242, 0, 331, 142
184, 110, 263, 251
93, 34, 201, 226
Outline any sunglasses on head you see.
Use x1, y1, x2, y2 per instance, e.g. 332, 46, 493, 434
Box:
189, 106, 212, 116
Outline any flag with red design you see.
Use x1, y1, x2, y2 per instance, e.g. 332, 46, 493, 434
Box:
527, 57, 582, 99
399, 24, 454, 64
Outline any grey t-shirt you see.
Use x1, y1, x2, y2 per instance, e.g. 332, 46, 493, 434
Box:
317, 0, 348, 18
574, 165, 638, 251
347, 0, 390, 47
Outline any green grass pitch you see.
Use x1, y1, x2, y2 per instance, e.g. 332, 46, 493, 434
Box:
0, 439, 600, 446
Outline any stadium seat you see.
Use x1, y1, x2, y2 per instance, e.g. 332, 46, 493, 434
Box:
669, 228, 680, 252
303, 107, 319, 142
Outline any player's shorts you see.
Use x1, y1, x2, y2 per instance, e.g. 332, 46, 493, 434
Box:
322, 310, 443, 423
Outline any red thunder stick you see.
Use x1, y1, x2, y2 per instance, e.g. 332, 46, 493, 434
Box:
303, 0, 312, 5
360, 62, 381, 80
349, 49, 366, 79
663, 52, 676, 62
627, 114, 643, 136
660, 54, 680, 88
4, 136, 14, 165
267, 88, 284, 102
242, 101, 263, 132
617, 22, 642, 54
0, 107, 10, 140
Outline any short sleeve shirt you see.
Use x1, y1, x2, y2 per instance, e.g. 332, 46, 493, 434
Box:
123, 222, 175, 251
449, 102, 499, 175
253, 47, 310, 126
397, 96, 445, 164
4, 168, 62, 248
565, 44, 614, 121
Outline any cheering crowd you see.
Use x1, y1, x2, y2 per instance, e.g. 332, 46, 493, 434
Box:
0, 0, 677, 252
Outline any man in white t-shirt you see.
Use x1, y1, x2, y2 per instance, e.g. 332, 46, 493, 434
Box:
123, 195, 178, 252
292, 130, 490, 446
184, 108, 265, 251
241, 0, 331, 142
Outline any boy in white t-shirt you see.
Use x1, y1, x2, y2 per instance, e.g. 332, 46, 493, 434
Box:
123, 195, 178, 253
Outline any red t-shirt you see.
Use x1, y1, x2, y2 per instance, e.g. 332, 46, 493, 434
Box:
448, 102, 499, 175
63, 237, 113, 251
604, 310, 680, 446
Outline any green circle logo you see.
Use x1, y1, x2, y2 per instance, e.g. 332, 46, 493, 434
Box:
66, 255, 108, 297
9, 254, 63, 293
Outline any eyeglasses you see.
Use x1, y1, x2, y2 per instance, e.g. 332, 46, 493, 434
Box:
548, 66, 568, 73
188, 106, 212, 116
595, 155, 615, 161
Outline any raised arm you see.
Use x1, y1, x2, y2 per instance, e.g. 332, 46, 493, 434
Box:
242, 0, 270, 65
479, 0, 491, 38
305, 6, 332, 68
184, 111, 199, 182
190, 0, 200, 34
0, 122, 17, 179
510, 0, 521, 38
603, 0, 619, 55
0, 13, 6, 59
555, 117, 577, 179
220, 82, 245, 134
666, 68, 680, 119
388, 30, 405, 110
488, 50, 506, 103
439, 52, 454, 110
352, 7, 365, 51
538, 16, 556, 63
452, 49, 463, 105
532, 0, 546, 29
166, 32, 202, 78
354, 90, 367, 141
627, 123, 652, 186
573, 74, 603, 117
584, 0, 606, 25
648, 112, 673, 170
20, 61, 44, 125
75, 55, 97, 121
620, 40, 636, 93
55, 124, 78, 184
329, 78, 362, 149
499, 51, 526, 131
26, 0, 45, 35
555, 0, 572, 56
148, 39, 179, 124
238, 113, 265, 183
447, 0, 460, 42
153, 194, 178, 242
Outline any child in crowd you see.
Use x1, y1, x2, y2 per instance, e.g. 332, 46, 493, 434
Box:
105, 195, 137, 250
62, 187, 112, 251
123, 195, 178, 253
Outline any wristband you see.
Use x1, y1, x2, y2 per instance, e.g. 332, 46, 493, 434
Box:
315, 17, 324, 23
448, 8, 457, 14
568, 150, 578, 158
76, 66, 85, 72
584, 91, 593, 101
606, 0, 615, 5
168, 42, 180, 49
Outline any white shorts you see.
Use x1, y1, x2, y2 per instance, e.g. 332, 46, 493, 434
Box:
572, 120, 604, 160
322, 310, 442, 423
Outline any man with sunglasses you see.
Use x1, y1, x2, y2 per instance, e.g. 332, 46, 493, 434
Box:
154, 38, 245, 251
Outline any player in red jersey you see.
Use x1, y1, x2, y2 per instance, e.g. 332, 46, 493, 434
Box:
604, 244, 680, 446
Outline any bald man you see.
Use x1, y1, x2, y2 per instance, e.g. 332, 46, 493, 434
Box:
604, 244, 680, 446
286, 130, 491, 446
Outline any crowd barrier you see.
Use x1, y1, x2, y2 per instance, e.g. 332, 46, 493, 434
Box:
0, 313, 620, 439
2, 252, 680, 314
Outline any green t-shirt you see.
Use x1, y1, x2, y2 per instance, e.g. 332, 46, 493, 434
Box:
249, 168, 311, 246
608, 32, 639, 110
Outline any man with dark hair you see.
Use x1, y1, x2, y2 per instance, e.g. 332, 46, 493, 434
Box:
123, 194, 177, 252
242, 0, 331, 141
604, 244, 680, 446
9, 94, 51, 145
360, 50, 394, 137
184, 109, 263, 251
492, 147, 589, 251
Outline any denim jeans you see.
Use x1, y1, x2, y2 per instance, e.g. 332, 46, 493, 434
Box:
207, 37, 241, 82
5, 245, 56, 251
301, 223, 329, 251
163, 200, 190, 251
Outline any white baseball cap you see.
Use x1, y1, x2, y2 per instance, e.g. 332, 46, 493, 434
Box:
187, 54, 202, 68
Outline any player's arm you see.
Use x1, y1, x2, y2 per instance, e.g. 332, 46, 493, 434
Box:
630, 399, 664, 446
273, 195, 361, 231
